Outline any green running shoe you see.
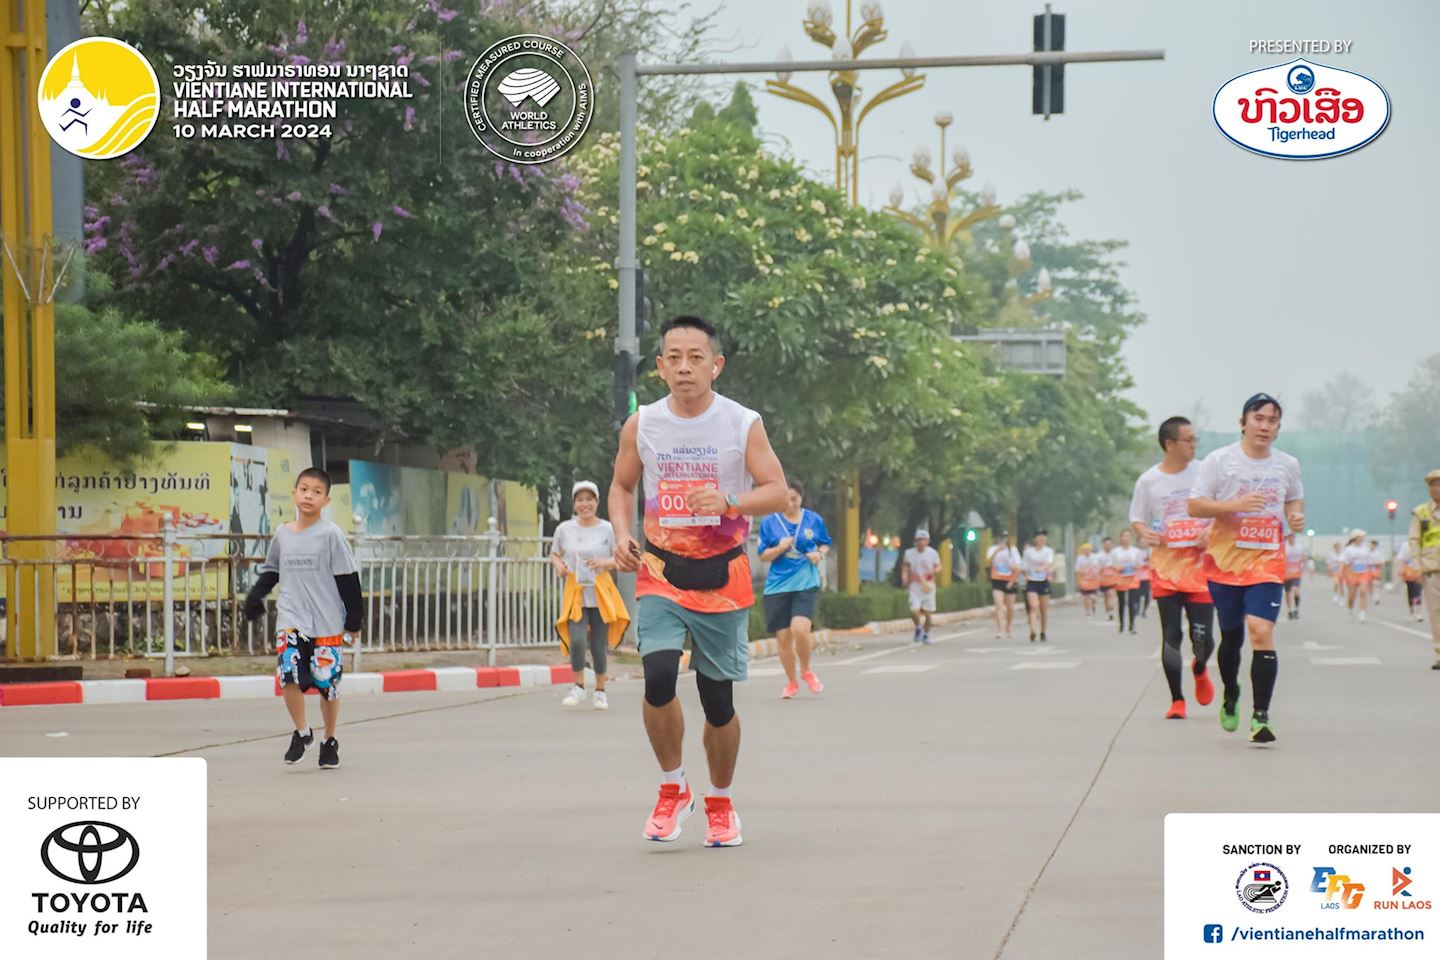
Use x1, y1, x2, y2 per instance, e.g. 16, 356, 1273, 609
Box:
1250, 712, 1276, 745
1220, 686, 1241, 733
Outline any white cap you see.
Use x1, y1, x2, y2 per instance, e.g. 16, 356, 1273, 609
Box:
572, 480, 599, 498
1349, 528, 1366, 542
915, 528, 930, 540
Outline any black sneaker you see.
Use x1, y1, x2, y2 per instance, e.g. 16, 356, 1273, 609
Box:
284, 729, 314, 764
318, 737, 340, 769
1040, 632, 1047, 642
1030, 631, 1036, 643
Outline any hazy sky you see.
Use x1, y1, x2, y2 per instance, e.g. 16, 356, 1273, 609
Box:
679, 0, 1436, 431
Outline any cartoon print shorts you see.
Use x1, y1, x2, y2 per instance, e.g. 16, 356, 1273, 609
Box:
276, 629, 344, 700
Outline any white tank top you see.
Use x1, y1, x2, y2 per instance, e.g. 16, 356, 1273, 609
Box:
637, 392, 760, 558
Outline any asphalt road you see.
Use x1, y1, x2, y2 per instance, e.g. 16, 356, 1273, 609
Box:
3, 584, 1437, 959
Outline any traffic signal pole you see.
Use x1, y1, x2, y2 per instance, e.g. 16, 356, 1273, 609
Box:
617, 40, 1163, 595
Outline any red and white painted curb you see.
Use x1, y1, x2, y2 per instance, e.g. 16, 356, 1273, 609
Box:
0, 664, 576, 708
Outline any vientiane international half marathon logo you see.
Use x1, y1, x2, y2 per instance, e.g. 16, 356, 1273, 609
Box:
37, 37, 160, 159
1213, 58, 1389, 160
465, 34, 591, 164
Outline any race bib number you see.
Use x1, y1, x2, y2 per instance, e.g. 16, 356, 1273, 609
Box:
656, 479, 720, 528
1165, 518, 1206, 549
1235, 515, 1282, 551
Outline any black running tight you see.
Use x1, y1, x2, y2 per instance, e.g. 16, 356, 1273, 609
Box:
1157, 595, 1215, 701
1116, 589, 1141, 630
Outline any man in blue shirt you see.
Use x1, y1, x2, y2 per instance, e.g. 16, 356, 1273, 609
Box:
758, 480, 833, 699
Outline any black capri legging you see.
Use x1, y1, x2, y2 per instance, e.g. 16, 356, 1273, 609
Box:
568, 607, 609, 675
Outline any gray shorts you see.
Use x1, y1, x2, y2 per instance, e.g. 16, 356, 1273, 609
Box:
637, 595, 750, 682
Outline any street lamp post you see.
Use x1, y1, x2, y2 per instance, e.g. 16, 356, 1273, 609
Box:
766, 2, 926, 205
885, 110, 1002, 251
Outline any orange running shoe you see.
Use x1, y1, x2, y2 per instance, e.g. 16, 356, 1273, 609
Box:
801, 671, 824, 694
780, 681, 799, 699
703, 796, 743, 848
643, 782, 694, 842
1193, 661, 1214, 706
1166, 699, 1186, 720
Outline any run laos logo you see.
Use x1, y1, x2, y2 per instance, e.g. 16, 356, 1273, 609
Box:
1236, 862, 1289, 913
1213, 58, 1390, 160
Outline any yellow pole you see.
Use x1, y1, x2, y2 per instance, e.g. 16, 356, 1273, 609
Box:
2, 0, 59, 659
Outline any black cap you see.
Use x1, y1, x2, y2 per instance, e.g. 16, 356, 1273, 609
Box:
1242, 392, 1282, 416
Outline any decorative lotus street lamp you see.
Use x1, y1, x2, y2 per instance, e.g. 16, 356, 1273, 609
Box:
767, 1, 925, 206
884, 109, 1002, 252
999, 215, 1054, 306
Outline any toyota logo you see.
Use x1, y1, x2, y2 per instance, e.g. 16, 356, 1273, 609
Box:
40, 821, 140, 884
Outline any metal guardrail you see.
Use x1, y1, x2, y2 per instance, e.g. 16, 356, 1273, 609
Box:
0, 518, 561, 672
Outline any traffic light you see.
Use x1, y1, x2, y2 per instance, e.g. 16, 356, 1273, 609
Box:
1032, 8, 1065, 118
1385, 499, 1399, 517
965, 528, 978, 543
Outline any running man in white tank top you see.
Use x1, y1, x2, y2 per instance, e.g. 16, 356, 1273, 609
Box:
609, 315, 788, 849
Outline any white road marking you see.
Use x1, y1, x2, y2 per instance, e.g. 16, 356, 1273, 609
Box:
1008, 661, 1080, 670
1300, 640, 1342, 651
1378, 621, 1431, 641
1312, 657, 1381, 666
862, 664, 939, 674
747, 667, 787, 677
833, 629, 979, 666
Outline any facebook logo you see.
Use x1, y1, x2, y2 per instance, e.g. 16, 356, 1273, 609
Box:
1203, 924, 1224, 943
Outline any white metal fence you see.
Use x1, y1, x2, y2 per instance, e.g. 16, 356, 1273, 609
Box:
0, 519, 563, 673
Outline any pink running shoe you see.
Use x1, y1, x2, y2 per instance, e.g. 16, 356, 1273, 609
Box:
643, 782, 694, 842
780, 681, 799, 699
703, 797, 743, 847
801, 671, 824, 694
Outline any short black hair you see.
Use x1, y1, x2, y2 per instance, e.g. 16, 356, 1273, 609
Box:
787, 478, 805, 497
295, 467, 332, 494
660, 315, 723, 355
1158, 415, 1192, 452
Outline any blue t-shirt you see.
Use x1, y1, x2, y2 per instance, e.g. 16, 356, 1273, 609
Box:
759, 510, 833, 595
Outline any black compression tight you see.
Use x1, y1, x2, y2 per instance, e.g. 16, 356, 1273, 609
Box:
1157, 595, 1215, 701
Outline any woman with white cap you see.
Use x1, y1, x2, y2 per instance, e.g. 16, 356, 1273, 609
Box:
551, 481, 628, 709
1338, 529, 1371, 623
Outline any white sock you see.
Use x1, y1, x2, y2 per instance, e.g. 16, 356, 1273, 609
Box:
662, 766, 686, 790
297, 726, 311, 738
710, 785, 732, 799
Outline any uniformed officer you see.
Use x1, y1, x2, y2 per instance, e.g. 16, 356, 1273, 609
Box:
1408, 468, 1440, 670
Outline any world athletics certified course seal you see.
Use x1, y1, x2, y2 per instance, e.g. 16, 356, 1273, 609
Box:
465, 34, 592, 164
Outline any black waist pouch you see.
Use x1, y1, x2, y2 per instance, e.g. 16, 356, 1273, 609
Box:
647, 543, 745, 591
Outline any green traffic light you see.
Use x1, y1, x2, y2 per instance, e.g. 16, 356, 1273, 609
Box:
1305, 528, 1315, 537
965, 530, 977, 542
627, 391, 638, 416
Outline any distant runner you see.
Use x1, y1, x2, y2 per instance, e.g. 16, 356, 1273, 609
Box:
1112, 530, 1144, 635
1022, 530, 1056, 643
986, 531, 1023, 640
1396, 540, 1424, 622
902, 529, 941, 645
1282, 532, 1305, 621
1340, 531, 1370, 623
1098, 536, 1118, 621
1329, 542, 1345, 605
1074, 543, 1101, 619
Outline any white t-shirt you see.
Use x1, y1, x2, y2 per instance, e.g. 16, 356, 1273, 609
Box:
1367, 547, 1384, 568
1190, 441, 1304, 585
1129, 462, 1210, 541
553, 518, 616, 607
1397, 541, 1413, 565
1022, 545, 1055, 581
1111, 545, 1144, 579
1340, 544, 1371, 575
904, 546, 941, 583
1074, 554, 1101, 576
986, 544, 1022, 579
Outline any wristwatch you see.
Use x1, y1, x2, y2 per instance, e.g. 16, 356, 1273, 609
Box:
726, 492, 741, 510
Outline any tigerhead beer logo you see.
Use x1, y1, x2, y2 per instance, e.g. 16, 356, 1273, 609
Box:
1213, 58, 1389, 160
465, 34, 592, 164
37, 37, 161, 159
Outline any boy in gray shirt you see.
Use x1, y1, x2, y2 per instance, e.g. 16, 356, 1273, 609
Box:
244, 468, 363, 768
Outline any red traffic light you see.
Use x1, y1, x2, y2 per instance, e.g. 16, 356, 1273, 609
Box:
1385, 499, 1399, 515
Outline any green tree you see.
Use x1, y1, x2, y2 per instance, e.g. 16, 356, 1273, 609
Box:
1369, 354, 1440, 498
2, 277, 232, 463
